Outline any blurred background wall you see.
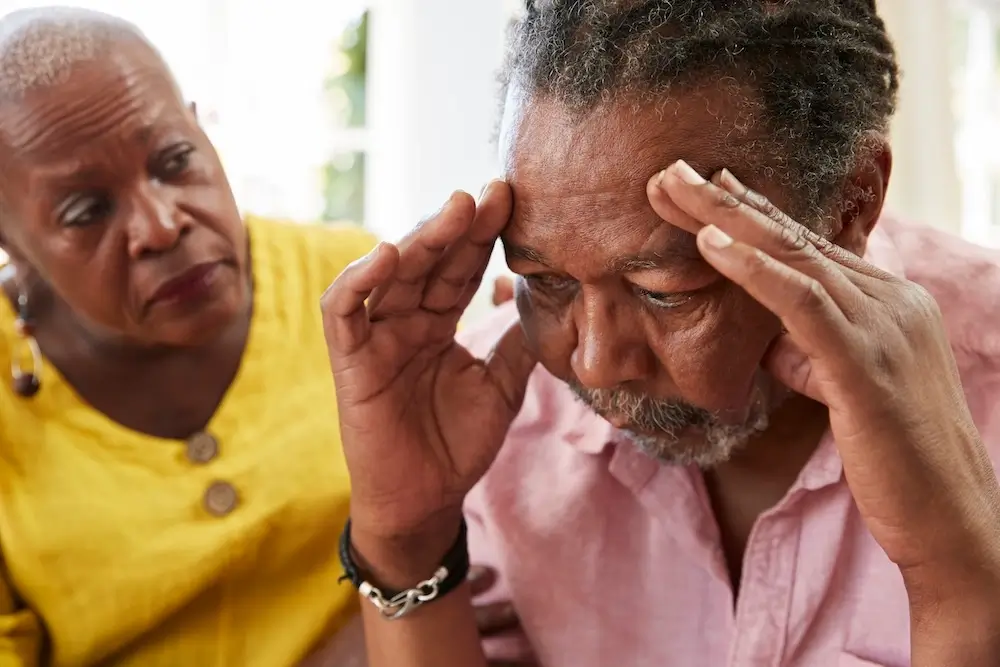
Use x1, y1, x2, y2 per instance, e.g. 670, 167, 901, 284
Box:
2, 0, 999, 322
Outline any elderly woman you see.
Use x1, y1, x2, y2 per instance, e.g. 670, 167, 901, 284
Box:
324, 1, 1000, 667
0, 7, 525, 667
0, 7, 378, 666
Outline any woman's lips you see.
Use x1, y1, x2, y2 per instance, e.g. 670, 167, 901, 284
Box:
149, 261, 222, 305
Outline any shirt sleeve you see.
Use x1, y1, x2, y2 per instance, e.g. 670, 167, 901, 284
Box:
0, 568, 42, 667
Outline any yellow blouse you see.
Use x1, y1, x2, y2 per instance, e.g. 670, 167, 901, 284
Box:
0, 217, 377, 667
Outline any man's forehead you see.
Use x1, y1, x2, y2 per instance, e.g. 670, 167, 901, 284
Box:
498, 86, 769, 269
502, 81, 763, 174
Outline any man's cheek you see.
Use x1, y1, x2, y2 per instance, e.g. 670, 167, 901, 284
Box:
514, 284, 575, 378
656, 298, 778, 411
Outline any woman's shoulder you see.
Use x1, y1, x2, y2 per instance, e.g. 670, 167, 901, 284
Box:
0, 266, 14, 373
245, 215, 378, 298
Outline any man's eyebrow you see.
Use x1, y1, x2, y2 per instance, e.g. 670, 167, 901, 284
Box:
503, 234, 703, 272
608, 240, 703, 273
504, 242, 550, 266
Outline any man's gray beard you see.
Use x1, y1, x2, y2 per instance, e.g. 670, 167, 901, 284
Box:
568, 381, 775, 468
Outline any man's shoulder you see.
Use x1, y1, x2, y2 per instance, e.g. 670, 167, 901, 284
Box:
880, 215, 1000, 363
879, 216, 1000, 453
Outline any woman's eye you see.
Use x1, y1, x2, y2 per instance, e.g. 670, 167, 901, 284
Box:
635, 287, 692, 310
157, 145, 194, 179
59, 195, 113, 227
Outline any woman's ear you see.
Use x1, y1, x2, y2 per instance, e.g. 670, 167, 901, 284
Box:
833, 136, 892, 255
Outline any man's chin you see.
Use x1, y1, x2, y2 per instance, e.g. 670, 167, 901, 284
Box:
615, 416, 767, 469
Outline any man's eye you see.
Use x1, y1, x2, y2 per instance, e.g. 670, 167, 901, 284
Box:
635, 287, 692, 310
525, 274, 577, 294
59, 194, 113, 227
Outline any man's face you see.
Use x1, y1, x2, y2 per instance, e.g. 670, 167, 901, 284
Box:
499, 88, 798, 466
0, 42, 247, 348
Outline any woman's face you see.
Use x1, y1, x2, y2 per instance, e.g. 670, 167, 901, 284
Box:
0, 44, 248, 348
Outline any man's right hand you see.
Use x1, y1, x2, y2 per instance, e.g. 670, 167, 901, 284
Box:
320, 182, 536, 577
300, 566, 538, 667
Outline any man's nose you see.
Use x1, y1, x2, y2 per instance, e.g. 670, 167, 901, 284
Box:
570, 289, 654, 389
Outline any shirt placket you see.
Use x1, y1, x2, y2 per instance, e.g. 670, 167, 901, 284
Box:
726, 512, 800, 667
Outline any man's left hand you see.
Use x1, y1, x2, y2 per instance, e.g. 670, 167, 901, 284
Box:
648, 160, 1000, 658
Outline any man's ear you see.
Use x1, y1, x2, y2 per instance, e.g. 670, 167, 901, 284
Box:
833, 136, 892, 256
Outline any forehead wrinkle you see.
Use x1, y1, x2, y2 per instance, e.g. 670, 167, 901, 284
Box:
504, 87, 779, 278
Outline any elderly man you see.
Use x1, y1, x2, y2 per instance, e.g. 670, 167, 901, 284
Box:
323, 2, 1000, 667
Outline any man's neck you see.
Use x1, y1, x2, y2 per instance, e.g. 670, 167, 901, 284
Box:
703, 395, 830, 593
714, 394, 831, 489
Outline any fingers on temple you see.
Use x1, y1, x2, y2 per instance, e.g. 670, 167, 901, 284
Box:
321, 243, 400, 356
656, 163, 863, 302
422, 181, 513, 314
645, 170, 704, 236
711, 168, 891, 281
695, 227, 850, 359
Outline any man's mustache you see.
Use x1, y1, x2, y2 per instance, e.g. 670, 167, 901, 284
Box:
567, 381, 714, 433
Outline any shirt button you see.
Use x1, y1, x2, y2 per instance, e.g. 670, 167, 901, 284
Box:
186, 432, 219, 464
203, 481, 239, 517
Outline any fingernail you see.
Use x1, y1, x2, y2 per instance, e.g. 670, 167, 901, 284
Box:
718, 168, 745, 194
479, 182, 491, 201
701, 225, 733, 250
673, 160, 705, 185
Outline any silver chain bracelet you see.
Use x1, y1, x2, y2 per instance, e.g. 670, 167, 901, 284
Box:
359, 566, 450, 620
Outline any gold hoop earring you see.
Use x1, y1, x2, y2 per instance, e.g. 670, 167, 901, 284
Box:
11, 290, 41, 398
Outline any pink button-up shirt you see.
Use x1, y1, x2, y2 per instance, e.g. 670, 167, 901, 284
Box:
460, 216, 1000, 667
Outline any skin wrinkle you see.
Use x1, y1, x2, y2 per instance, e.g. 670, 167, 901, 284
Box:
503, 95, 782, 466
0, 8, 252, 441
497, 1, 896, 468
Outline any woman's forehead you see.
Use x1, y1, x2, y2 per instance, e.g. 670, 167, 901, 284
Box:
0, 8, 150, 102
1, 52, 185, 157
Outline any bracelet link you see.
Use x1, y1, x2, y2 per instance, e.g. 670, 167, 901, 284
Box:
359, 566, 450, 620
339, 518, 469, 618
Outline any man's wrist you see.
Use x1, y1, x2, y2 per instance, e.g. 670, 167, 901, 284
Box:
908, 597, 1000, 666
348, 513, 465, 591
904, 560, 1000, 666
